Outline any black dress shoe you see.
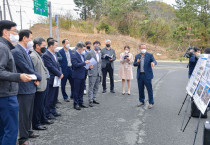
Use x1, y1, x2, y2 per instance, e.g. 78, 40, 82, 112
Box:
53, 112, 61, 117
80, 104, 88, 108
42, 120, 54, 125
74, 104, 81, 110
64, 99, 70, 102
89, 102, 94, 107
56, 100, 62, 104
33, 125, 47, 130
47, 114, 56, 120
110, 90, 115, 93
102, 90, 106, 93
29, 133, 40, 138
93, 100, 100, 104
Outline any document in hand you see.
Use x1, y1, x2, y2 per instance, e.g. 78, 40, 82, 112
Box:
123, 55, 129, 59
53, 76, 61, 87
84, 58, 97, 69
28, 74, 37, 80
104, 54, 113, 60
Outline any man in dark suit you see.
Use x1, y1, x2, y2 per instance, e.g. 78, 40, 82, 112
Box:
12, 30, 42, 145
71, 41, 92, 110
43, 40, 63, 119
59, 39, 74, 102
0, 20, 32, 145
133, 44, 157, 109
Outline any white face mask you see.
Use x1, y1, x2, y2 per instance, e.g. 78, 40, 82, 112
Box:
27, 41, 34, 49
9, 33, 19, 43
81, 50, 86, 55
65, 44, 70, 49
141, 49, 147, 54
125, 50, 129, 54
29, 47, 34, 52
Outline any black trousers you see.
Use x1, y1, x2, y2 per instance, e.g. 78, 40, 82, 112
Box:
18, 94, 35, 145
102, 63, 114, 91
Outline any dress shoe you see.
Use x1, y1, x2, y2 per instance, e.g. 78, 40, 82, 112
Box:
47, 114, 56, 120
21, 141, 33, 145
122, 93, 125, 95
137, 102, 144, 107
80, 104, 88, 108
128, 93, 131, 95
110, 90, 115, 93
29, 133, 40, 138
102, 90, 106, 93
42, 120, 54, 125
74, 104, 81, 110
56, 100, 62, 104
93, 100, 100, 104
53, 112, 61, 117
64, 99, 70, 102
33, 125, 47, 130
89, 102, 94, 107
148, 104, 153, 109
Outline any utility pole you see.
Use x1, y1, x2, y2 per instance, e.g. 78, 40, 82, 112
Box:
16, 6, 25, 29
0, 6, 2, 21
3, 0, 6, 20
48, 1, 52, 37
6, 0, 13, 21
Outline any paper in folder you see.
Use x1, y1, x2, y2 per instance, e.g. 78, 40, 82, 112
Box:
28, 74, 37, 81
53, 76, 61, 87
84, 58, 97, 69
104, 55, 113, 60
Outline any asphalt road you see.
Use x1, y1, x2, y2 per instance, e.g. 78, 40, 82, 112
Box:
32, 61, 208, 145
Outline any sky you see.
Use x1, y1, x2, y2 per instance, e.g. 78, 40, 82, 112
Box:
2, 0, 176, 30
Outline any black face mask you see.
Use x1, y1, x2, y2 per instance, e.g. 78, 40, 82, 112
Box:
106, 44, 110, 47
41, 47, 46, 53
87, 46, 91, 50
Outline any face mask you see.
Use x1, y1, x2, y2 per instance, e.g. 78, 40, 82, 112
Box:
125, 50, 129, 53
87, 46, 91, 50
95, 46, 100, 51
106, 44, 110, 47
29, 47, 34, 52
27, 41, 34, 49
65, 44, 70, 49
81, 50, 86, 55
141, 49, 147, 54
41, 47, 46, 53
9, 33, 19, 43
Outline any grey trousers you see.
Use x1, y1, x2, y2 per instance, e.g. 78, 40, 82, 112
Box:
88, 76, 101, 103
17, 94, 35, 145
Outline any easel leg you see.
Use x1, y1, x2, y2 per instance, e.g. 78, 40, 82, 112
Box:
178, 94, 189, 115
181, 97, 191, 131
193, 112, 202, 145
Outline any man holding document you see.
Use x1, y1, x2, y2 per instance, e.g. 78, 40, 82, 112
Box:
71, 41, 93, 110
101, 40, 116, 93
43, 40, 63, 119
86, 46, 101, 107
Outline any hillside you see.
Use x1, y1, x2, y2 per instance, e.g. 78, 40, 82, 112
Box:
30, 24, 183, 60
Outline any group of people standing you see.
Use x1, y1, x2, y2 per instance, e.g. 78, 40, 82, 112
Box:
0, 20, 157, 145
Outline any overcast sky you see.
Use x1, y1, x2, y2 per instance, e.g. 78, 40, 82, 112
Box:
2, 0, 176, 30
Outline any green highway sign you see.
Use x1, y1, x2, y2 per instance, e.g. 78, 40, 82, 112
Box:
34, 0, 48, 17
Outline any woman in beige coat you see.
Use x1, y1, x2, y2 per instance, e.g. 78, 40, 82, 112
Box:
118, 45, 134, 95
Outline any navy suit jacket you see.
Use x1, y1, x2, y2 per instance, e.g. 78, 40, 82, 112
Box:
133, 52, 157, 80
11, 44, 42, 95
42, 50, 62, 85
71, 51, 86, 80
59, 48, 73, 75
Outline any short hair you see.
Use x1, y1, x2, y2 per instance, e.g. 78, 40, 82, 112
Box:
204, 47, 210, 54
93, 40, 101, 46
33, 38, 45, 49
48, 39, 57, 48
124, 45, 130, 50
76, 41, 86, 49
19, 29, 32, 41
105, 40, 111, 44
0, 20, 17, 37
47, 37, 53, 43
85, 41, 92, 45
62, 39, 68, 44
193, 47, 200, 52
139, 43, 146, 48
